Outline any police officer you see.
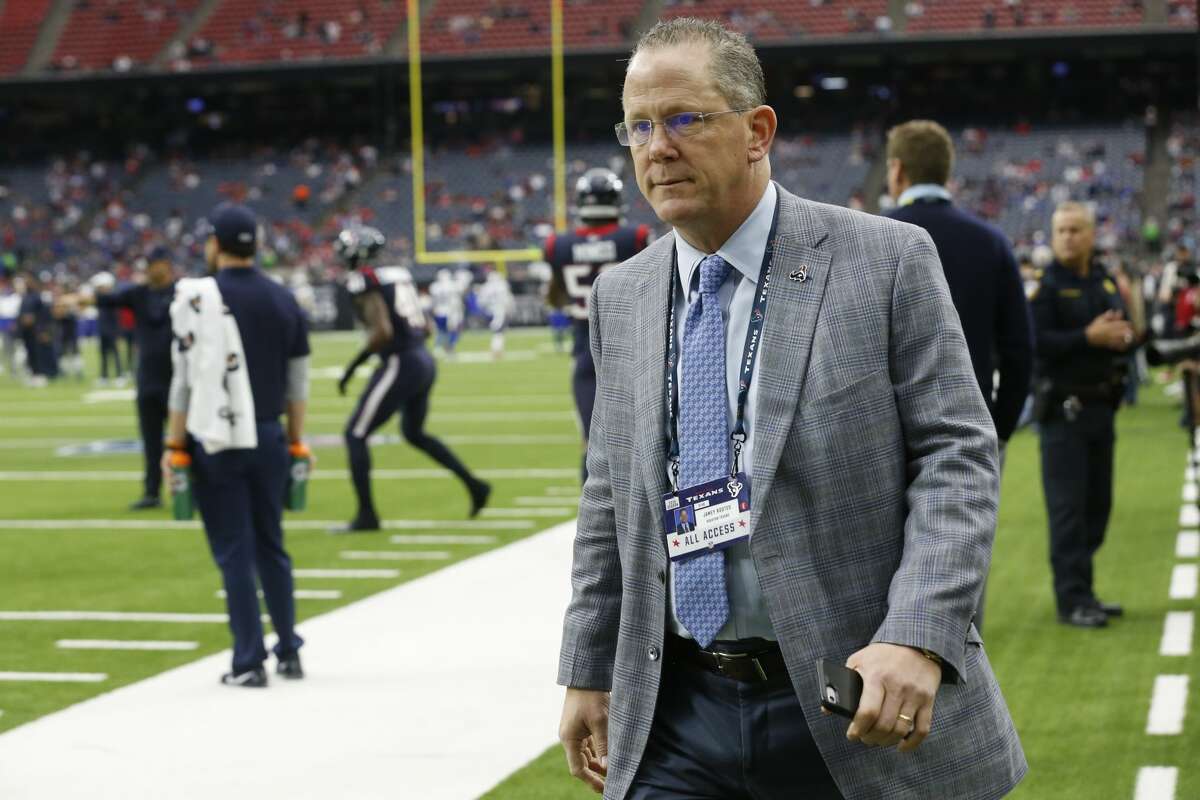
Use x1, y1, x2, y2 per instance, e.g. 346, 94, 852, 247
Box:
96, 247, 177, 509
333, 226, 491, 532
164, 203, 310, 686
1032, 201, 1135, 628
546, 168, 650, 482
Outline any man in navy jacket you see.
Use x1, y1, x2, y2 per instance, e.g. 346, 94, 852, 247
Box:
884, 120, 1034, 631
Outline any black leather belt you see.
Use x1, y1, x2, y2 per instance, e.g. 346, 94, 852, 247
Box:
665, 634, 790, 684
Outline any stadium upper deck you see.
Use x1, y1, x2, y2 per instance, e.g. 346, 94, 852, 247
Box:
0, 0, 1192, 76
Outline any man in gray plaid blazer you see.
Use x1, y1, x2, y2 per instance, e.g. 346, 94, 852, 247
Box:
558, 18, 1026, 800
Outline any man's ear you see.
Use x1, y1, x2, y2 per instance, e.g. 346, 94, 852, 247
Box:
747, 105, 777, 164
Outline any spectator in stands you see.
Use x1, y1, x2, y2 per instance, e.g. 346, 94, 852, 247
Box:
885, 119, 1035, 632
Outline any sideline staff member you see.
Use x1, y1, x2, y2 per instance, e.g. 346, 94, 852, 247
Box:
884, 119, 1034, 632
1032, 201, 1133, 629
558, 18, 1025, 800
165, 203, 310, 687
97, 247, 177, 510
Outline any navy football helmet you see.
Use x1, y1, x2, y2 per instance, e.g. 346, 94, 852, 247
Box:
334, 226, 386, 267
574, 168, 623, 221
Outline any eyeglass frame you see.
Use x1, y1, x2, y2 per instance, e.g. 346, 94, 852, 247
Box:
614, 109, 751, 147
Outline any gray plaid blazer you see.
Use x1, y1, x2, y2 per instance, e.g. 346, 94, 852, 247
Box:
559, 185, 1027, 799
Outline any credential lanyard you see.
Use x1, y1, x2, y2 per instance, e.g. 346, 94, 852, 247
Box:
665, 196, 780, 490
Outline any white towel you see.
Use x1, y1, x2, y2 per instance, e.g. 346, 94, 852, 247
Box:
170, 277, 257, 454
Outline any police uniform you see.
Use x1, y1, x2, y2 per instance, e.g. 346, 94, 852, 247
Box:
342, 266, 489, 527
1031, 258, 1127, 623
99, 280, 176, 505
190, 263, 310, 679
546, 222, 649, 443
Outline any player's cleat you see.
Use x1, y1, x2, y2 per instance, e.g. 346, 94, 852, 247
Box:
220, 667, 268, 688
129, 496, 162, 511
329, 515, 381, 534
468, 480, 492, 519
276, 654, 304, 680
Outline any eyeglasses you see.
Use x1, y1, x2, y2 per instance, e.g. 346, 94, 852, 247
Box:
614, 109, 749, 147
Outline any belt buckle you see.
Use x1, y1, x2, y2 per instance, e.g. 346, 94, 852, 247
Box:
712, 650, 768, 681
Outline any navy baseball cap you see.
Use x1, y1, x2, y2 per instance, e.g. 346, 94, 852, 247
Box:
209, 202, 257, 257
147, 245, 172, 263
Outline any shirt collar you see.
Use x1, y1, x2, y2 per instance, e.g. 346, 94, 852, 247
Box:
674, 181, 777, 293
897, 183, 952, 207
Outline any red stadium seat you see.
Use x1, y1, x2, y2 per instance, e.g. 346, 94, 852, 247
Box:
52, 0, 203, 72
0, 0, 52, 75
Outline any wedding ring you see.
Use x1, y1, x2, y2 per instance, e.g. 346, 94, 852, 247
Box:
897, 713, 915, 726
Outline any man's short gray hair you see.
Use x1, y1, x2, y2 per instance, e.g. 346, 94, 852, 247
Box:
628, 17, 766, 111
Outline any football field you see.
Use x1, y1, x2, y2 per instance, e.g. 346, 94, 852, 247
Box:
0, 328, 1196, 799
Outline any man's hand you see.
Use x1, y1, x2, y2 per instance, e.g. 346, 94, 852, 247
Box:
843, 642, 942, 753
160, 450, 174, 492
1085, 310, 1135, 352
559, 688, 610, 793
337, 368, 354, 396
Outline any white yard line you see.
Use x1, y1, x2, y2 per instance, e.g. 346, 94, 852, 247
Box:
1169, 565, 1198, 600
0, 672, 107, 684
514, 496, 580, 506
1160, 612, 1194, 657
543, 486, 581, 495
1179, 504, 1199, 528
1134, 767, 1178, 800
291, 569, 399, 579
0, 468, 577, 481
1177, 531, 1200, 559
1146, 675, 1189, 735
56, 640, 199, 652
388, 535, 497, 545
0, 411, 576, 427
481, 507, 574, 518
215, 590, 341, 600
339, 551, 452, 561
0, 519, 533, 532
0, 611, 228, 623
1187, 467, 1197, 483
0, 519, 577, 800
1184, 484, 1198, 503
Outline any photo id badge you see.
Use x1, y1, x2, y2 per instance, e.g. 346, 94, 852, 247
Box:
661, 473, 752, 562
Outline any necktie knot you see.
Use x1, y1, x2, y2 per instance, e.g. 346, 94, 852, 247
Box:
698, 254, 732, 296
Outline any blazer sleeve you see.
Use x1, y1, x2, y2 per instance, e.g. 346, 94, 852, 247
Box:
871, 228, 1000, 684
557, 276, 623, 691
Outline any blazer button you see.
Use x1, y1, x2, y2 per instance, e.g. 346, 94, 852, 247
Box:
647, 645, 661, 661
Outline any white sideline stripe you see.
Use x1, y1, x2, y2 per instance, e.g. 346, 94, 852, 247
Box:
1160, 612, 1194, 657
292, 569, 398, 579
1178, 531, 1200, 559
388, 535, 497, 545
1169, 565, 1198, 600
1135, 767, 1178, 800
0, 672, 107, 684
514, 496, 580, 506
1180, 505, 1199, 528
0, 611, 229, 623
0, 519, 578, 800
1188, 467, 1197, 483
215, 590, 341, 600
0, 519, 532, 531
1185, 483, 1199, 503
543, 486, 581, 495
481, 507, 573, 517
1146, 675, 1189, 735
56, 640, 199, 652
339, 551, 451, 561
0, 468, 577, 481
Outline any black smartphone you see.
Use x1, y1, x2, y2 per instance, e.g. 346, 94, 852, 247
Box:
817, 659, 864, 719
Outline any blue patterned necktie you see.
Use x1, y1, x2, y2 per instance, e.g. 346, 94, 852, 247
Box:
675, 253, 733, 647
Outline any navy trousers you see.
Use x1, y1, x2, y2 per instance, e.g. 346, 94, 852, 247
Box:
629, 658, 843, 800
193, 420, 303, 673
1039, 405, 1115, 614
136, 389, 167, 498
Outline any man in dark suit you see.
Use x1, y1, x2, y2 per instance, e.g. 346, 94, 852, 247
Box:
884, 120, 1034, 632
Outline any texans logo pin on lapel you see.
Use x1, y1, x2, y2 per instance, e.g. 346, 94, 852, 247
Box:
789, 265, 808, 283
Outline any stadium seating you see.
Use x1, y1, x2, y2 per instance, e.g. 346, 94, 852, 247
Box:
0, 0, 52, 75
904, 0, 1146, 33
660, 0, 889, 40
52, 0, 201, 72
419, 0, 639, 55
194, 0, 406, 65
1166, 113, 1197, 246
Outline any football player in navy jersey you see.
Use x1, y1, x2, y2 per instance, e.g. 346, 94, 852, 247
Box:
333, 226, 491, 532
546, 168, 651, 481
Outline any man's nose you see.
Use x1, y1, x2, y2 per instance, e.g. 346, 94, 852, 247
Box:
646, 123, 677, 161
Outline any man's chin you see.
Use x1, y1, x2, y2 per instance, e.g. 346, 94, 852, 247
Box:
649, 197, 698, 226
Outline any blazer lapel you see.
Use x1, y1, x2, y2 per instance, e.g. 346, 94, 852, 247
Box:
749, 191, 833, 534
631, 242, 674, 525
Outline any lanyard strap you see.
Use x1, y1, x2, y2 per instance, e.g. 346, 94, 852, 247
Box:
664, 196, 780, 487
